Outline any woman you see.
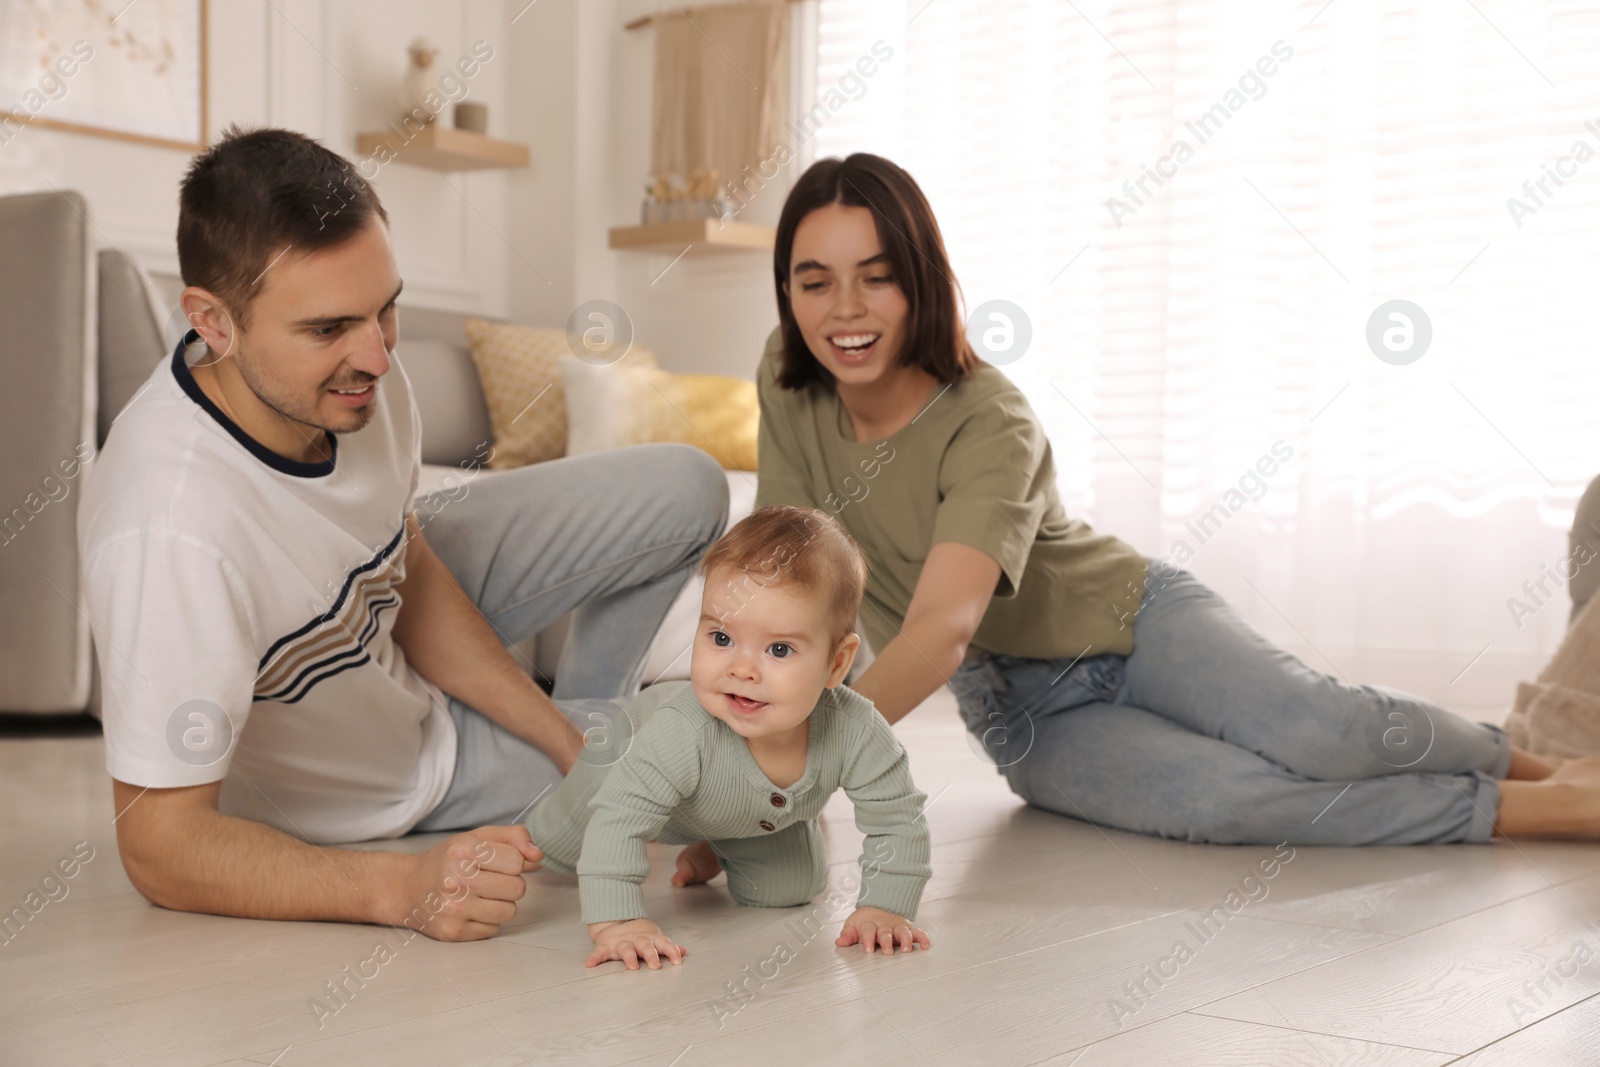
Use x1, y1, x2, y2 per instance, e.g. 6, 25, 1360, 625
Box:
751, 152, 1600, 845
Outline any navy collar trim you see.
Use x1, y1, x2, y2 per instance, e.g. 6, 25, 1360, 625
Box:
169, 330, 338, 479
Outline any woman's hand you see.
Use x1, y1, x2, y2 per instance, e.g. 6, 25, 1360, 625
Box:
586, 917, 687, 970
835, 906, 931, 955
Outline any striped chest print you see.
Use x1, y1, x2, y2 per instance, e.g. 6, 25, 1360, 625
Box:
254, 523, 408, 704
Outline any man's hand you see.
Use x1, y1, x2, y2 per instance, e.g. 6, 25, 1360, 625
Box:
111, 780, 546, 937
586, 917, 687, 970
836, 906, 931, 955
393, 825, 542, 942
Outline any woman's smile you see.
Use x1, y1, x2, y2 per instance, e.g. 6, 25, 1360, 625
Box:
826, 331, 883, 366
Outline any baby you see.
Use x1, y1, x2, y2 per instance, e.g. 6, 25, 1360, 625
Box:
525, 505, 934, 970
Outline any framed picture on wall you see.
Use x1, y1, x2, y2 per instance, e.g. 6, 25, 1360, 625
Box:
0, 0, 207, 151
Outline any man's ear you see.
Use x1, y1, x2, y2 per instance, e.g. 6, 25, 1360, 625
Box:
825, 632, 861, 688
179, 285, 238, 361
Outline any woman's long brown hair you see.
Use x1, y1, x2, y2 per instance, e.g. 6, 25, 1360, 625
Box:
772, 153, 977, 390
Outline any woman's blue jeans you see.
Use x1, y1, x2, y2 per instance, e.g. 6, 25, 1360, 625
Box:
948, 560, 1511, 845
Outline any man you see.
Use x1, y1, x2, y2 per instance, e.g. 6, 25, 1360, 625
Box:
78, 126, 727, 941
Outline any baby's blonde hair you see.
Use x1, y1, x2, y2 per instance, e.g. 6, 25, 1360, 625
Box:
700, 506, 866, 646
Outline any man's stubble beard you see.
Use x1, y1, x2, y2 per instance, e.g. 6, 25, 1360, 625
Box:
233, 338, 377, 437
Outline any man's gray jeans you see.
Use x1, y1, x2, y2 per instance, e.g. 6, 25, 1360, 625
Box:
411, 443, 728, 833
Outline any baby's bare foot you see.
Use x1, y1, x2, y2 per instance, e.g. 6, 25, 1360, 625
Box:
1508, 748, 1564, 780
1548, 757, 1600, 786
1498, 758, 1600, 837
671, 841, 722, 887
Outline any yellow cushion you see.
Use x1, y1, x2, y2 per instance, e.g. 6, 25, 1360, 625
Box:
560, 358, 759, 471
463, 318, 656, 470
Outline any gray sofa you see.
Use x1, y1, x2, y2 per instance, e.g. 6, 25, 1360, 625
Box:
0, 190, 757, 715
0, 192, 98, 715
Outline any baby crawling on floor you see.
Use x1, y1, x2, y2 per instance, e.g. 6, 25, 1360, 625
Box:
524, 505, 934, 969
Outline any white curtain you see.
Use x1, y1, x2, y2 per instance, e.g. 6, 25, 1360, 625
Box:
808, 0, 1600, 718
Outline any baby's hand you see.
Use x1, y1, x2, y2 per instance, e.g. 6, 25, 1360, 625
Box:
836, 907, 931, 956
586, 917, 687, 970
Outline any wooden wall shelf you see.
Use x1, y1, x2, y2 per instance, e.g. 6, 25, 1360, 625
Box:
625, 0, 806, 31
355, 124, 529, 172
608, 220, 775, 255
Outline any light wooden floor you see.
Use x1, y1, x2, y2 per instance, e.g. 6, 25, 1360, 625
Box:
5, 688, 1600, 1066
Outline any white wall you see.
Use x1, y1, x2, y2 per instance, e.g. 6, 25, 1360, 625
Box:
506, 0, 804, 380
2, 0, 516, 317
3, 0, 814, 376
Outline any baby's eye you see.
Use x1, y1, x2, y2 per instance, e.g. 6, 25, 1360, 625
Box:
710, 631, 731, 647
768, 643, 792, 659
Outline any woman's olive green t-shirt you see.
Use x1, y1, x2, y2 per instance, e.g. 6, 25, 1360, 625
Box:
753, 328, 1147, 661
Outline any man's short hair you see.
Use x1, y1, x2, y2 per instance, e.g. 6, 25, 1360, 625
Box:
177, 124, 388, 326
700, 505, 867, 646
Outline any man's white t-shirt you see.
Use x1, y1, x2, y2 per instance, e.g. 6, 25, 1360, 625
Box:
79, 334, 457, 843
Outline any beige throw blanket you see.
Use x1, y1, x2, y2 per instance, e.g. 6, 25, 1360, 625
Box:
1504, 592, 1600, 756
